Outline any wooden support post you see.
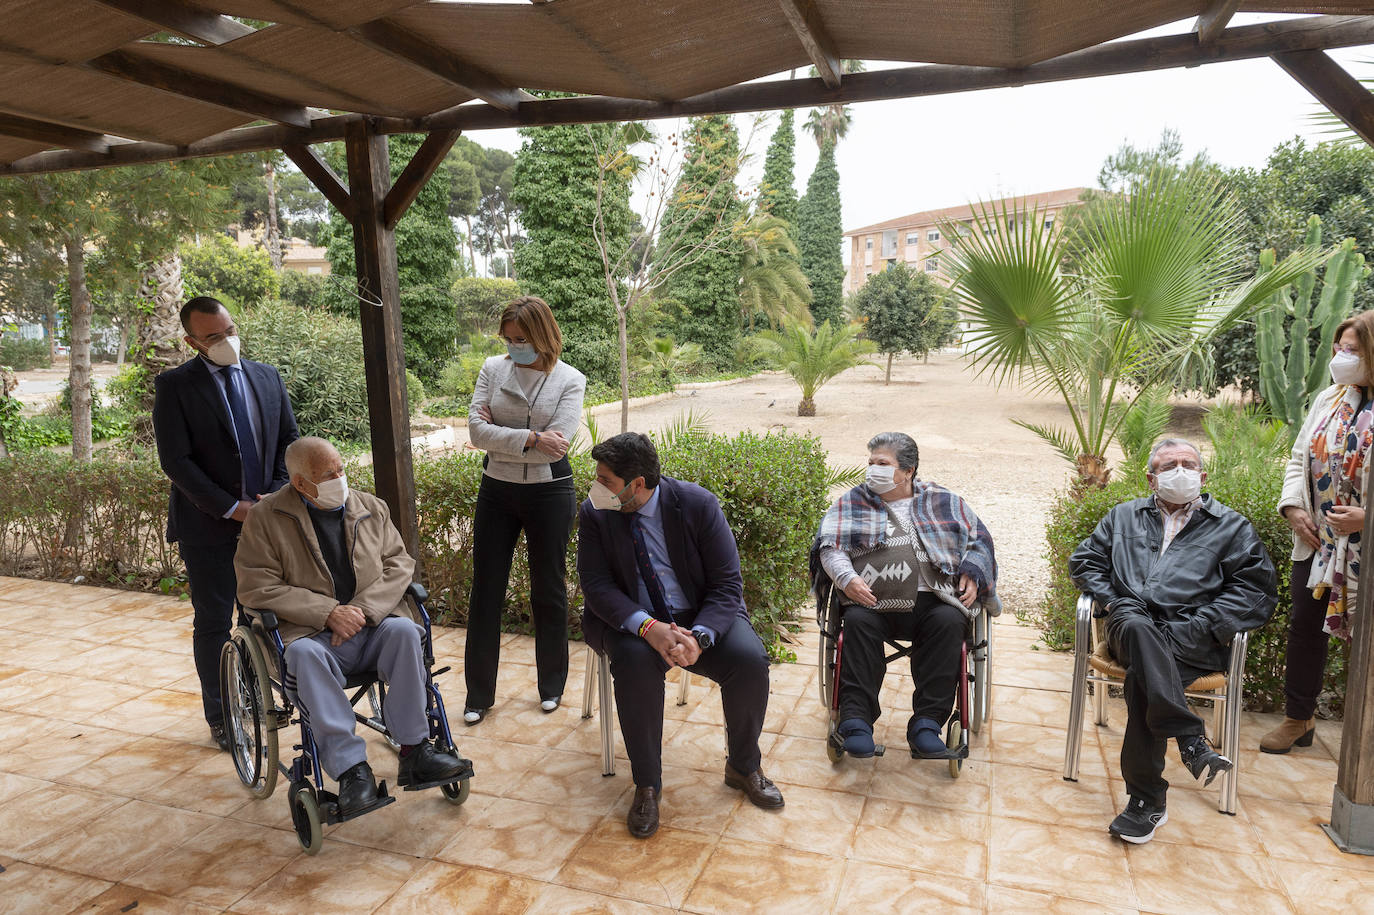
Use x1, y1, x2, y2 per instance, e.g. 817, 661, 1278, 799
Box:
1194, 0, 1241, 45
1273, 49, 1374, 148
343, 120, 421, 565
384, 128, 459, 230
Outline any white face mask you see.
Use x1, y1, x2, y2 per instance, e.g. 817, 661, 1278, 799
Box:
1153, 466, 1202, 504
866, 464, 898, 494
204, 334, 241, 367
310, 474, 348, 511
1329, 351, 1365, 386
589, 480, 631, 512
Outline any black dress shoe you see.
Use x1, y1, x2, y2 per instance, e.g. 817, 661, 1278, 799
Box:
209, 724, 230, 752
627, 786, 659, 838
337, 761, 379, 815
724, 763, 785, 809
1178, 735, 1233, 787
398, 741, 470, 787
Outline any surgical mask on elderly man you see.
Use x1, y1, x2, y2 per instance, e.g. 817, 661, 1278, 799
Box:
311, 474, 349, 511
1329, 351, 1365, 386
205, 334, 241, 367
865, 464, 898, 494
506, 341, 539, 366
1153, 466, 1201, 504
588, 480, 630, 511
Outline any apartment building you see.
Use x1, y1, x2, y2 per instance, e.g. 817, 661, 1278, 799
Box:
843, 187, 1088, 294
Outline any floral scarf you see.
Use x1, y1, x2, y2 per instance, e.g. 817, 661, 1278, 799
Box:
1307, 384, 1374, 640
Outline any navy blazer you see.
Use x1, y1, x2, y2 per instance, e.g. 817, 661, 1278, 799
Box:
152, 355, 297, 547
577, 476, 748, 653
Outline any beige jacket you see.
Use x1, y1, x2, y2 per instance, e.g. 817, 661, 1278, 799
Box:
235, 484, 417, 646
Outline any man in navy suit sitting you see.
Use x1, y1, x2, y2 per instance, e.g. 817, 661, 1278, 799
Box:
153, 296, 297, 751
577, 432, 783, 838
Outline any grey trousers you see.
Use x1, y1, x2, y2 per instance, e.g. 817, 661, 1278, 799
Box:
284, 617, 430, 778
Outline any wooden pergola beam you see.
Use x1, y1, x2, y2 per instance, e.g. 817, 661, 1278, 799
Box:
1194, 0, 1242, 45
383, 128, 460, 229
282, 142, 354, 222
346, 19, 532, 112
87, 49, 313, 127
0, 112, 113, 153
8, 15, 1374, 176
1272, 49, 1374, 147
776, 0, 842, 88
89, 0, 256, 46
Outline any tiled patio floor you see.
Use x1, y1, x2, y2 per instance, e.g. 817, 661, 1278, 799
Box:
0, 575, 1369, 914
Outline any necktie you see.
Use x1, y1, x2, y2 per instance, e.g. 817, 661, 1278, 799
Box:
224, 366, 263, 500
631, 514, 673, 622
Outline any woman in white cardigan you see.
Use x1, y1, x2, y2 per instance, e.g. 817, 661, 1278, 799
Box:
463, 296, 586, 724
1266, 311, 1374, 753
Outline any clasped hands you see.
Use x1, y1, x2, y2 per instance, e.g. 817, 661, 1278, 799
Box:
1283, 505, 1365, 548
644, 621, 701, 668
325, 603, 368, 646
474, 405, 568, 458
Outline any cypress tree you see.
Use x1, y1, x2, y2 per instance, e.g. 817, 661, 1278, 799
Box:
660, 115, 744, 362
798, 139, 845, 326
759, 109, 798, 228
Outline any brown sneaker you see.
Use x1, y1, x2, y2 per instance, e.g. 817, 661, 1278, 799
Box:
1259, 717, 1316, 754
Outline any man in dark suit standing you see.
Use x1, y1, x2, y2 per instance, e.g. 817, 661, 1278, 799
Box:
577, 432, 783, 839
153, 296, 297, 750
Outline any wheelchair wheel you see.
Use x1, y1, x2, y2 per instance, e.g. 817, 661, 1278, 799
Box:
946, 718, 963, 779
289, 781, 323, 855
825, 735, 844, 764
367, 683, 401, 752
818, 633, 835, 711
440, 778, 471, 806
220, 627, 278, 799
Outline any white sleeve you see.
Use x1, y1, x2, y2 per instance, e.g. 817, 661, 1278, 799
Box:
820, 546, 857, 590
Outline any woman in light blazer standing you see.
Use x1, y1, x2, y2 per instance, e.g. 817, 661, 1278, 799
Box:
464, 296, 586, 724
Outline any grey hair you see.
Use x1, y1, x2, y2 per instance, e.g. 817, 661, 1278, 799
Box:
285, 436, 338, 480
867, 431, 920, 472
1147, 437, 1202, 472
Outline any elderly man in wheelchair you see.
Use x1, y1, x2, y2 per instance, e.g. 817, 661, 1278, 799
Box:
811, 432, 997, 767
229, 436, 471, 844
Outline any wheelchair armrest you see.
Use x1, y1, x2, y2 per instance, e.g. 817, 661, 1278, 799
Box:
407, 581, 430, 604
258, 610, 280, 631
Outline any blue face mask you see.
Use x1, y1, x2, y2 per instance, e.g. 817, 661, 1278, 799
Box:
507, 342, 538, 365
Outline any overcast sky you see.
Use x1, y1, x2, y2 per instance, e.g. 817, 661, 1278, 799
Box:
468, 14, 1372, 268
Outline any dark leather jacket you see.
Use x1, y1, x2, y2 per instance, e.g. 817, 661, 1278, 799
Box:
1069, 494, 1277, 672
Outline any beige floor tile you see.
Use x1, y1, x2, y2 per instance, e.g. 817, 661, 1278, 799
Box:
994, 661, 1076, 691
767, 661, 817, 697
0, 721, 142, 777
780, 693, 832, 740
468, 702, 578, 749
121, 817, 300, 908
1270, 857, 1371, 913
93, 687, 206, 737
1140, 786, 1265, 855
375, 861, 544, 915
851, 797, 989, 879
0, 771, 48, 803
990, 761, 1117, 825
455, 736, 553, 798
327, 783, 485, 858
524, 882, 673, 914
0, 860, 112, 915
501, 747, 631, 814
434, 796, 602, 881
988, 686, 1073, 728
756, 734, 873, 794
21, 798, 219, 881
232, 840, 423, 914
19, 676, 148, 725
0, 709, 71, 754
134, 751, 253, 817
1246, 795, 1374, 873
685, 836, 845, 914
0, 783, 127, 857
62, 734, 220, 799
0, 670, 84, 710
78, 884, 221, 914
987, 817, 1136, 908
723, 781, 862, 856
551, 715, 632, 761
836, 859, 984, 913
665, 720, 765, 773
654, 765, 743, 835
864, 748, 992, 815
1237, 749, 1340, 806
990, 719, 1107, 779
555, 818, 716, 908
1125, 845, 1290, 915
984, 884, 1142, 914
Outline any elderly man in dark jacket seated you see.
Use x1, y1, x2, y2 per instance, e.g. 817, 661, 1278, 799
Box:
1070, 438, 1277, 845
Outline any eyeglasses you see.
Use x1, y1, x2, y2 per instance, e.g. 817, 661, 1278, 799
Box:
1336, 343, 1360, 355
501, 334, 529, 346
192, 326, 237, 346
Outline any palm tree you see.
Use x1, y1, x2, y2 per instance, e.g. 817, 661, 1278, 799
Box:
944, 167, 1325, 487
804, 60, 866, 148
635, 336, 704, 385
736, 214, 812, 331
760, 319, 875, 416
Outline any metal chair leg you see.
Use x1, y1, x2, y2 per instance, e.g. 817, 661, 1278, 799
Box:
1218, 631, 1249, 815
676, 668, 690, 706
1064, 595, 1094, 781
581, 643, 595, 719
598, 650, 615, 777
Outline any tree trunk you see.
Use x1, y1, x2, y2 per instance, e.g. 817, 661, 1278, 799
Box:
116, 322, 130, 365
1074, 454, 1112, 489
618, 304, 631, 435
885, 352, 893, 384
133, 252, 186, 437
65, 236, 93, 462
798, 396, 815, 416
43, 304, 58, 361
463, 214, 476, 276
265, 159, 283, 271
0, 366, 15, 460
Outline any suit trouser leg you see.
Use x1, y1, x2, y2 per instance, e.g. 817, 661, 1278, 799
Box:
605, 629, 667, 789
687, 619, 771, 778
1108, 610, 1206, 808
1284, 555, 1332, 721
179, 539, 238, 728
836, 606, 889, 725
465, 477, 522, 710
286, 632, 369, 779
518, 479, 575, 701
357, 617, 430, 746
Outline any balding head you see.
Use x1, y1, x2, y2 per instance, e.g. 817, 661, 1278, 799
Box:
286, 437, 346, 511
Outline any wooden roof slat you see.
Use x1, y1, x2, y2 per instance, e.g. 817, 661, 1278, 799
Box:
1196, 1, 1243, 43
191, 0, 427, 31
1273, 48, 1374, 145
89, 0, 255, 45
384, 127, 459, 229
0, 111, 113, 152
776, 0, 842, 87
0, 134, 53, 165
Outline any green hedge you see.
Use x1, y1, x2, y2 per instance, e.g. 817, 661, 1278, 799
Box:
0, 430, 832, 661
1037, 468, 1348, 714
0, 337, 51, 371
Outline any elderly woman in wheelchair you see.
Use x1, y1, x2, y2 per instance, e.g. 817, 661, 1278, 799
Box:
811, 432, 997, 766
224, 437, 472, 852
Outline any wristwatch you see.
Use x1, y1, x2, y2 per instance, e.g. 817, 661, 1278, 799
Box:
694, 629, 713, 651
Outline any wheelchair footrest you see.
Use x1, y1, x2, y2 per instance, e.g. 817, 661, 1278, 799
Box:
910, 744, 970, 761
399, 761, 475, 792
319, 782, 397, 825
873, 744, 887, 757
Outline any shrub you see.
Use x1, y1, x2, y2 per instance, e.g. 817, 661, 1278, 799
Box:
452, 277, 521, 342
237, 302, 370, 442
0, 336, 52, 371
180, 235, 280, 310
1037, 467, 1348, 713
105, 363, 150, 416
278, 271, 330, 310
405, 370, 426, 416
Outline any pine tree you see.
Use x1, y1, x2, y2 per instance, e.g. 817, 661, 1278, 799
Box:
758, 109, 798, 227
798, 140, 845, 326
660, 115, 744, 362
510, 119, 632, 384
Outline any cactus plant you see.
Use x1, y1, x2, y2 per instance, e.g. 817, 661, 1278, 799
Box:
1255, 216, 1367, 437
